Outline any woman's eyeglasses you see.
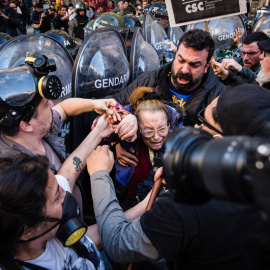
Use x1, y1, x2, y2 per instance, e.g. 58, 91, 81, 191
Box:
140, 124, 170, 138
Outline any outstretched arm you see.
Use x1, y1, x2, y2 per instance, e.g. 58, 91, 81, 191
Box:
87, 146, 160, 263
58, 115, 113, 191
53, 98, 121, 122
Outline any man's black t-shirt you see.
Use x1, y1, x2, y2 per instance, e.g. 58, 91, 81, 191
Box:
140, 190, 263, 270
55, 15, 69, 32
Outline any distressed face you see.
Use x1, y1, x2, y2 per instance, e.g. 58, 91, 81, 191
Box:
138, 110, 169, 151
241, 42, 261, 72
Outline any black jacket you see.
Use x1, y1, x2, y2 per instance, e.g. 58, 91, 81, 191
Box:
5, 8, 23, 37
115, 62, 225, 126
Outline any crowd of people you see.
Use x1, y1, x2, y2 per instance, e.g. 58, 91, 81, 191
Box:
0, 0, 152, 39
1, 0, 270, 269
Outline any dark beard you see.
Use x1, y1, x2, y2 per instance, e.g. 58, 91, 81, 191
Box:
171, 64, 205, 92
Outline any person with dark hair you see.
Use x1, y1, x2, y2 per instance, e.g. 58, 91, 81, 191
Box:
213, 31, 269, 83
30, 2, 43, 33
107, 0, 114, 11
115, 29, 224, 167
196, 83, 270, 137
55, 4, 74, 32
0, 155, 106, 269
0, 0, 25, 36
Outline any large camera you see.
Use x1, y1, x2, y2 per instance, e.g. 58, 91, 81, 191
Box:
163, 127, 270, 214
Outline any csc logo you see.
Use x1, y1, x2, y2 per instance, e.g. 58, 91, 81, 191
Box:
185, 2, 204, 13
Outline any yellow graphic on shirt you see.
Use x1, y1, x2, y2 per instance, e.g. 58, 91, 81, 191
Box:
172, 95, 186, 107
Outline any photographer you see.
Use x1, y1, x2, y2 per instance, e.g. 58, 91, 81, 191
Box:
30, 2, 43, 33
40, 7, 56, 32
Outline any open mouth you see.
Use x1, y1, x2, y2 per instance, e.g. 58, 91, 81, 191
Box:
178, 78, 190, 84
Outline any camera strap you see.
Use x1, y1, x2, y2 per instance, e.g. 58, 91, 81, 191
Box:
0, 241, 99, 270
0, 255, 48, 270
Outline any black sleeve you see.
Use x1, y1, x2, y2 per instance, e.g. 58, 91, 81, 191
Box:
140, 190, 200, 262
115, 70, 158, 105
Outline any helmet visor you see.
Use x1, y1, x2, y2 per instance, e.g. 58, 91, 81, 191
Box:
0, 66, 37, 107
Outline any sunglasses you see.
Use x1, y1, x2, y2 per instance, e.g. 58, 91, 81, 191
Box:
197, 108, 223, 135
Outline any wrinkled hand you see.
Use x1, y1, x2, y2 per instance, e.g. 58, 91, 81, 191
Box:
92, 99, 121, 122
115, 143, 138, 167
95, 114, 114, 139
231, 27, 243, 47
212, 59, 229, 80
87, 145, 114, 175
221, 58, 242, 73
113, 114, 138, 142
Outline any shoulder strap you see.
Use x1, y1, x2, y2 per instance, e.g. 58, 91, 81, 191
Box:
0, 255, 24, 270
0, 254, 49, 270
14, 260, 49, 270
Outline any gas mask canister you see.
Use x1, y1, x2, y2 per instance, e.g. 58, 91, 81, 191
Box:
20, 191, 87, 247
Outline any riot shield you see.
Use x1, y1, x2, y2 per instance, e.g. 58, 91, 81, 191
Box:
0, 32, 11, 47
84, 19, 96, 39
0, 34, 74, 153
130, 27, 159, 82
253, 7, 270, 27
253, 13, 270, 37
168, 26, 184, 46
185, 22, 207, 32
72, 28, 130, 148
45, 29, 80, 59
209, 15, 246, 59
0, 34, 73, 100
143, 11, 166, 64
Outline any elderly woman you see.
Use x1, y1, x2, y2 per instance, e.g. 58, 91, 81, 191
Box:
113, 86, 181, 207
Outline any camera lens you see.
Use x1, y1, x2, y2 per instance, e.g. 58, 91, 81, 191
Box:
163, 128, 263, 205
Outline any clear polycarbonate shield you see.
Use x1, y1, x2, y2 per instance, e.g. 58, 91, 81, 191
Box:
168, 26, 184, 46
84, 19, 96, 39
72, 28, 130, 148
253, 7, 270, 27
0, 33, 11, 47
0, 34, 74, 101
143, 11, 166, 63
209, 15, 246, 59
44, 30, 80, 59
0, 65, 36, 106
185, 22, 207, 32
72, 28, 129, 99
253, 13, 270, 37
130, 27, 160, 82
